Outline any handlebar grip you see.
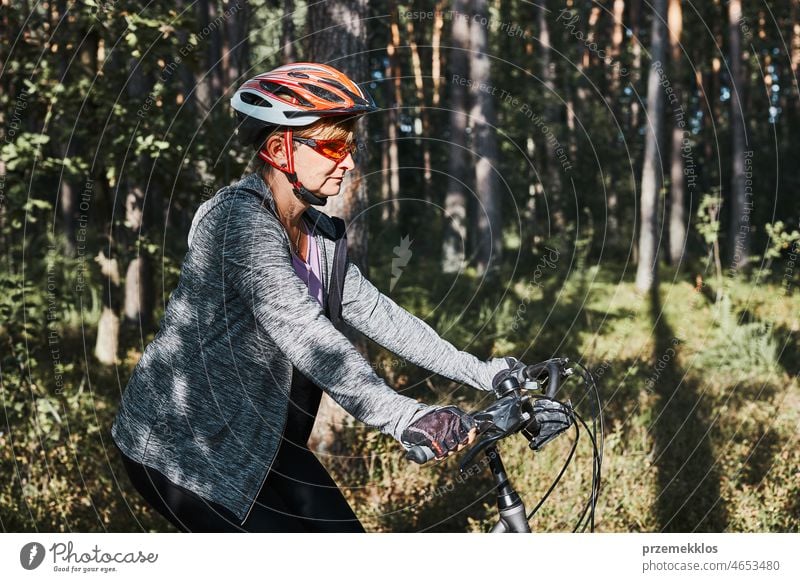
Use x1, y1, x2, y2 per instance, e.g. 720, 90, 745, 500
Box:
546, 361, 561, 398
406, 445, 436, 464
523, 359, 565, 398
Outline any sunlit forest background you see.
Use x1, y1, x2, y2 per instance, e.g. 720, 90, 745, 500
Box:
1, 0, 798, 532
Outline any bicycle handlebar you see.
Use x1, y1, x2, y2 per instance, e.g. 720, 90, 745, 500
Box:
405, 444, 436, 464
405, 357, 574, 465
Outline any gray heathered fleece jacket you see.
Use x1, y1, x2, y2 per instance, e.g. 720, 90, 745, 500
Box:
111, 171, 509, 524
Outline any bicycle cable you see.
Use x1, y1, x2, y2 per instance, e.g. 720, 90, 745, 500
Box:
571, 360, 604, 532
523, 361, 604, 532
571, 409, 601, 532
526, 395, 580, 523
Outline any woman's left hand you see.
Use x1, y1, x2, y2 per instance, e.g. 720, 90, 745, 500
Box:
401, 406, 477, 461
439, 426, 477, 460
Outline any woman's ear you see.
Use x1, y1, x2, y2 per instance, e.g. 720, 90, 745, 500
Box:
263, 132, 287, 166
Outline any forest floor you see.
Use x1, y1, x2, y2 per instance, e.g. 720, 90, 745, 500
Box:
2, 259, 798, 532
325, 259, 800, 532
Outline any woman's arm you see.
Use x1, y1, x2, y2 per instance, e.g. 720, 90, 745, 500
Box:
340, 262, 510, 391
220, 195, 435, 442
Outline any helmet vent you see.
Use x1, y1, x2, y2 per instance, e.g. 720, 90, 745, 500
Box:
240, 92, 271, 107
320, 79, 368, 106
260, 81, 312, 107
287, 71, 311, 79
299, 82, 346, 104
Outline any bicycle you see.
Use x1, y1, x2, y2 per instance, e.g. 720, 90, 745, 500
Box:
406, 357, 604, 533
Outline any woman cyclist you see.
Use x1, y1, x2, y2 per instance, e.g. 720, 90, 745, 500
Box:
111, 62, 516, 532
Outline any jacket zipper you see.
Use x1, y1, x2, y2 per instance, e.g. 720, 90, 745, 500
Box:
318, 231, 329, 313
239, 207, 329, 526
239, 196, 293, 526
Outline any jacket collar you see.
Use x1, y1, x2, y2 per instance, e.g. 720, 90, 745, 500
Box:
236, 172, 343, 241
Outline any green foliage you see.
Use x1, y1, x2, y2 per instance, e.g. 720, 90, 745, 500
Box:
761, 221, 800, 281
695, 295, 779, 377
764, 221, 800, 261
696, 190, 722, 247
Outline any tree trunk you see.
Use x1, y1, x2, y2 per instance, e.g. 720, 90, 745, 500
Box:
122, 60, 155, 328
792, 1, 800, 114
175, 0, 198, 114
431, 1, 445, 108
522, 13, 539, 233
537, 1, 565, 231
307, 0, 370, 271
727, 0, 749, 271
441, 0, 471, 274
629, 0, 643, 134
635, 0, 668, 293
94, 251, 121, 365
406, 15, 432, 196
223, 0, 251, 90
667, 0, 687, 267
194, 0, 224, 115
54, 0, 77, 255
382, 4, 401, 222
606, 0, 626, 242
470, 0, 501, 275
281, 0, 296, 63
306, 0, 371, 454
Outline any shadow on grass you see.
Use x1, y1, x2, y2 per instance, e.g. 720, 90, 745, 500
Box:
774, 323, 800, 378
649, 285, 728, 532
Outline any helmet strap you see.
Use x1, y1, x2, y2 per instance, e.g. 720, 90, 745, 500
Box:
257, 129, 327, 207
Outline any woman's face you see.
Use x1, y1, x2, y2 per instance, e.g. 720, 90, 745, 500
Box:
292, 131, 356, 199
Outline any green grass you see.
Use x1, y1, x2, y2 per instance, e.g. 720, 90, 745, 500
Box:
324, 259, 800, 532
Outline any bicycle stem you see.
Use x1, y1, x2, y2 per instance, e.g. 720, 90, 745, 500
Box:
486, 445, 531, 533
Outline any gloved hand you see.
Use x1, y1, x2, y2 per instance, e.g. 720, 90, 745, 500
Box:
401, 406, 476, 460
523, 398, 574, 450
492, 356, 528, 390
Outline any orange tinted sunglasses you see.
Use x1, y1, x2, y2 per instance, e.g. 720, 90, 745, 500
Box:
293, 137, 359, 161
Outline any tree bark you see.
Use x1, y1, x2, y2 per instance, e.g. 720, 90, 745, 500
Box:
194, 0, 224, 115
307, 0, 370, 272
606, 0, 625, 242
55, 0, 77, 256
123, 93, 156, 328
635, 0, 668, 293
281, 0, 296, 63
537, 1, 565, 231
469, 0, 501, 275
727, 0, 749, 271
406, 14, 432, 196
431, 1, 445, 107
382, 4, 401, 222
306, 0, 372, 454
792, 1, 800, 112
441, 0, 471, 274
94, 251, 121, 365
223, 0, 251, 90
667, 0, 687, 267
629, 0, 643, 134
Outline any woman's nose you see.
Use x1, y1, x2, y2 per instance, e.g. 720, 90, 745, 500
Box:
337, 152, 355, 171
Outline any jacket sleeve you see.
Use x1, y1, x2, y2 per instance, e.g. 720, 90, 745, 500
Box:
220, 197, 434, 442
340, 261, 510, 392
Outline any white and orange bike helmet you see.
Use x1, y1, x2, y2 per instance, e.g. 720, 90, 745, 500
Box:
231, 62, 377, 206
